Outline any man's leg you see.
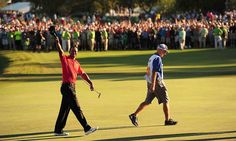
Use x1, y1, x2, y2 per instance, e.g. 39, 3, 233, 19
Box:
163, 102, 170, 121
69, 93, 98, 135
65, 84, 94, 132
134, 101, 150, 116
163, 102, 177, 126
157, 85, 177, 126
54, 95, 70, 133
68, 93, 91, 132
129, 101, 150, 126
129, 83, 156, 126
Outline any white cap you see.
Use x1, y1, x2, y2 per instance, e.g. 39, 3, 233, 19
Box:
157, 44, 168, 52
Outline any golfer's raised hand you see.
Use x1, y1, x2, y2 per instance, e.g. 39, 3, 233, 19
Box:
55, 37, 64, 55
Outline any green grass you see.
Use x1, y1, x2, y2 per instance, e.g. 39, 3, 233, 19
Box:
0, 48, 236, 141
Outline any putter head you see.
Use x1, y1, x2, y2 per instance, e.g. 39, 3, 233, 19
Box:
98, 93, 101, 98
94, 90, 101, 98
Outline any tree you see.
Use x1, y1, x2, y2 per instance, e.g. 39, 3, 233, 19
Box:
122, 0, 175, 14
27, 0, 230, 16
0, 0, 8, 8
228, 0, 236, 9
175, 0, 226, 13
158, 0, 176, 13
134, 0, 160, 13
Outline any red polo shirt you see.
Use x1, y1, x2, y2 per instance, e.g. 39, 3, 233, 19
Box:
60, 55, 85, 83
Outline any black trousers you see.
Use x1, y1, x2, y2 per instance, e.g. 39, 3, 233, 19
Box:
54, 83, 91, 133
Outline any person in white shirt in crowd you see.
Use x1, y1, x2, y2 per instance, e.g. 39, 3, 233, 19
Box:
61, 27, 71, 51
199, 24, 209, 48
178, 27, 186, 50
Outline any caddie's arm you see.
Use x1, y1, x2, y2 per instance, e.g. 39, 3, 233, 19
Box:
151, 71, 157, 92
81, 73, 94, 91
55, 37, 64, 57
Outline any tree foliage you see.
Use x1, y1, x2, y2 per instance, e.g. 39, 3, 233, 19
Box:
228, 0, 236, 9
158, 0, 176, 13
25, 0, 230, 16
134, 0, 160, 13
175, 0, 226, 13
0, 0, 8, 8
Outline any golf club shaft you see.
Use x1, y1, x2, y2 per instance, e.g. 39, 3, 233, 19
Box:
81, 79, 101, 98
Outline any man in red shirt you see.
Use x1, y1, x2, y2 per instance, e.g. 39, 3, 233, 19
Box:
54, 37, 97, 136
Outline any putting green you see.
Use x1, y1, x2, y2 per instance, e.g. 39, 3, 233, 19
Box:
0, 49, 236, 141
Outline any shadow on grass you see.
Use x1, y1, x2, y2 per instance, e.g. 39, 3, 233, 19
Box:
0, 73, 62, 82
0, 49, 236, 82
0, 65, 236, 82
3, 48, 232, 70
0, 54, 10, 75
78, 48, 236, 67
2, 135, 83, 141
94, 130, 236, 141
0, 123, 236, 141
0, 125, 159, 140
181, 136, 236, 141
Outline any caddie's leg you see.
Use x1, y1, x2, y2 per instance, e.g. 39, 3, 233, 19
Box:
163, 102, 170, 121
134, 101, 150, 116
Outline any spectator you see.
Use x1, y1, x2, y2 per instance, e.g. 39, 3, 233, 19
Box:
178, 27, 186, 50
95, 27, 102, 51
1, 28, 9, 49
101, 28, 108, 51
229, 22, 236, 48
185, 26, 192, 48
221, 25, 228, 48
14, 27, 22, 50
88, 27, 95, 51
213, 25, 223, 49
8, 27, 16, 50
35, 27, 45, 52
199, 25, 208, 48
72, 28, 80, 49
80, 27, 87, 51
61, 28, 71, 51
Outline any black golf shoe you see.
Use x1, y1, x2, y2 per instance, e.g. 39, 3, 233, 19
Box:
165, 118, 178, 126
129, 114, 138, 127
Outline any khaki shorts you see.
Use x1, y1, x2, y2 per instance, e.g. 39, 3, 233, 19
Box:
144, 82, 169, 104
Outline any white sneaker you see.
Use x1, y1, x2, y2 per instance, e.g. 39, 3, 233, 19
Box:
54, 132, 69, 136
85, 127, 98, 135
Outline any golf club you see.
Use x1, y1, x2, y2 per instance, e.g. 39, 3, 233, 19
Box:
82, 79, 101, 98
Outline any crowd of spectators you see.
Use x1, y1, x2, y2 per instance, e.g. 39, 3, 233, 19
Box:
0, 10, 236, 52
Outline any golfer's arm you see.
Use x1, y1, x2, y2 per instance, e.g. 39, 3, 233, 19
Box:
55, 38, 64, 56
151, 71, 157, 90
81, 73, 93, 86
